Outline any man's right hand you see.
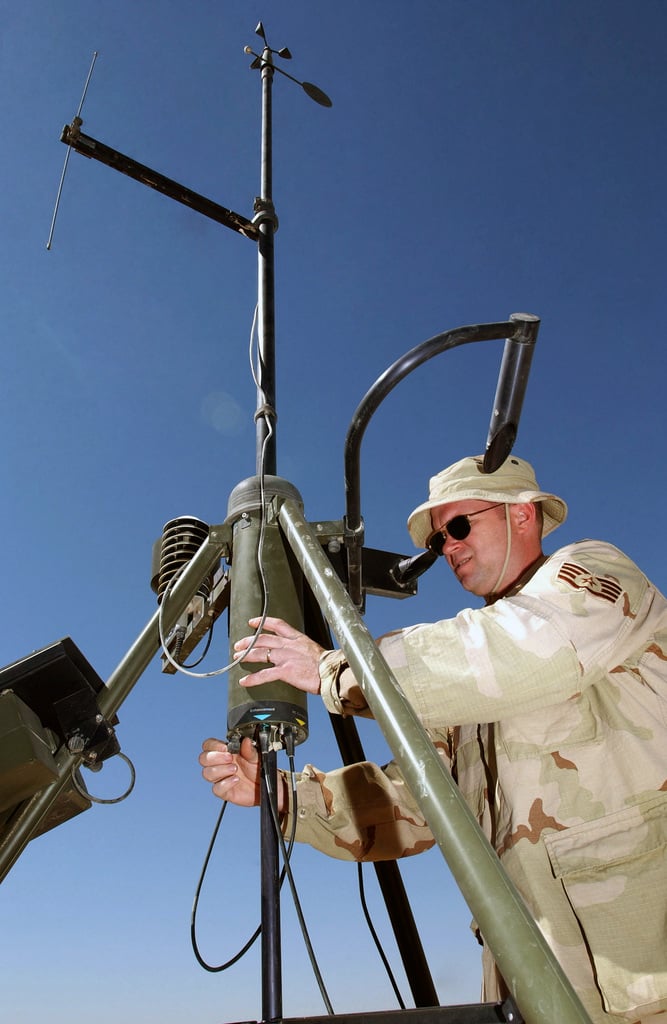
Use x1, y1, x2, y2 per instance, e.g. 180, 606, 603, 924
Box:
199, 736, 288, 812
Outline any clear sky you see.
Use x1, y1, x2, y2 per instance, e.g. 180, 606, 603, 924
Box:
1, 2, 666, 1022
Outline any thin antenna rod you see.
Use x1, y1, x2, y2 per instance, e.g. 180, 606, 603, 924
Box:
46, 50, 99, 251
76, 50, 99, 115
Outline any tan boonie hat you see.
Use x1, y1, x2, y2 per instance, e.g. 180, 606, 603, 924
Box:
407, 455, 568, 548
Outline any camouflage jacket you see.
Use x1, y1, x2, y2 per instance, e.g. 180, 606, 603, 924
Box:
283, 540, 667, 1024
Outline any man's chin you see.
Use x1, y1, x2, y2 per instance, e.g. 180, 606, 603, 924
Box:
455, 571, 485, 597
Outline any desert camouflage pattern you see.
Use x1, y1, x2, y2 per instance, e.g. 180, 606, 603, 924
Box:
283, 540, 667, 1024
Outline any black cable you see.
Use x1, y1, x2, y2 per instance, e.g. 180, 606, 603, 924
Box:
303, 608, 412, 1006
182, 618, 215, 668
357, 862, 406, 1009
190, 746, 299, 973
190, 801, 262, 972
260, 740, 335, 1015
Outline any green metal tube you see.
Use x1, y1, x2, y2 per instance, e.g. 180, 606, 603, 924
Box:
225, 475, 310, 1024
278, 499, 591, 1024
100, 527, 228, 719
225, 477, 308, 746
0, 529, 228, 882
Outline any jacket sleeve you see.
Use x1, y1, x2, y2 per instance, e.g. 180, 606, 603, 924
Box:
282, 731, 453, 861
319, 541, 653, 730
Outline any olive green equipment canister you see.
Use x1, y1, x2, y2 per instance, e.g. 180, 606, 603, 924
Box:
225, 476, 308, 751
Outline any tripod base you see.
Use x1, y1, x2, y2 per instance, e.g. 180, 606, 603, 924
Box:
226, 999, 523, 1024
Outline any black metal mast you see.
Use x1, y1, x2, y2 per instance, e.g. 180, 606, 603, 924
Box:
254, 34, 278, 476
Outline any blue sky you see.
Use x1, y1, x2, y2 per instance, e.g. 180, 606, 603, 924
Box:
1, 2, 666, 1022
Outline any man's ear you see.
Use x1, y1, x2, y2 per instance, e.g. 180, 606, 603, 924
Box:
510, 502, 538, 532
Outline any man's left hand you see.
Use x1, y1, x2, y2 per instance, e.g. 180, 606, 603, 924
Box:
233, 616, 325, 694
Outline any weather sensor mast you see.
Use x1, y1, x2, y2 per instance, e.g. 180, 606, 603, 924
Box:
0, 26, 594, 1024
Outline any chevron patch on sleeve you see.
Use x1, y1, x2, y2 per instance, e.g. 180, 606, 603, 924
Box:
557, 562, 623, 603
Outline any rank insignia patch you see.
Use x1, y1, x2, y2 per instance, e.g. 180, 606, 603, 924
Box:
557, 562, 623, 603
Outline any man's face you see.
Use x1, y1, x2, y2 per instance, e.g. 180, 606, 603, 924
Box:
429, 499, 510, 598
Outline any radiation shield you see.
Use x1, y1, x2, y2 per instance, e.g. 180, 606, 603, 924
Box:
226, 477, 308, 751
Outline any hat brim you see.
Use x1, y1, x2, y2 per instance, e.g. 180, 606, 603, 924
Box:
408, 490, 567, 548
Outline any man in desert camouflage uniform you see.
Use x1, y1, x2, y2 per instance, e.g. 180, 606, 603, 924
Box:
201, 455, 667, 1024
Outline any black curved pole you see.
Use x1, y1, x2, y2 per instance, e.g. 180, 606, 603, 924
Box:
343, 314, 540, 606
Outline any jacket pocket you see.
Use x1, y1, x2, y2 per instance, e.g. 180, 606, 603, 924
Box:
544, 792, 667, 1019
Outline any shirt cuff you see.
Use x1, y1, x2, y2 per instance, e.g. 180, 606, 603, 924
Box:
318, 649, 349, 715
280, 764, 331, 838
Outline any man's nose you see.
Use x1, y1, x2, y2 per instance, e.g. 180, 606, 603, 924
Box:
441, 531, 463, 556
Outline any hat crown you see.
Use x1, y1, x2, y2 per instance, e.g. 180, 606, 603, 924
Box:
428, 455, 539, 502
407, 454, 567, 548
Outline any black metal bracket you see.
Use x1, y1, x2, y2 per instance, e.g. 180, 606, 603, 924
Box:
61, 118, 259, 240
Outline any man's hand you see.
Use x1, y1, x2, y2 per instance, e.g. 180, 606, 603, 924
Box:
233, 616, 326, 694
199, 737, 289, 812
199, 736, 261, 806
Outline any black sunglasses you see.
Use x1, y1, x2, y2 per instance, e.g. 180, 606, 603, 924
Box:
427, 503, 505, 556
